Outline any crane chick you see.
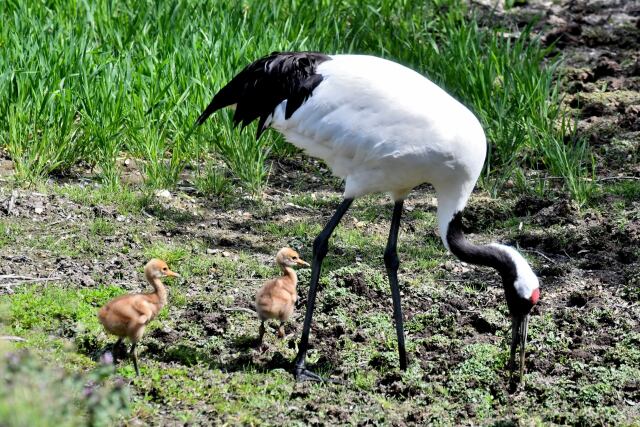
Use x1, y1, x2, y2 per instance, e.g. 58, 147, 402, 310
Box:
98, 258, 179, 375
255, 248, 309, 343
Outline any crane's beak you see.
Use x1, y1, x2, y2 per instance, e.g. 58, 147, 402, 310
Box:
296, 259, 310, 267
509, 314, 529, 382
166, 270, 180, 278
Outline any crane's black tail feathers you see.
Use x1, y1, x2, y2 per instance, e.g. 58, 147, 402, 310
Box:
195, 51, 331, 139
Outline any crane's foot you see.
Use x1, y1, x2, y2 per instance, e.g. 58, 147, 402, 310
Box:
294, 365, 325, 383
294, 363, 345, 384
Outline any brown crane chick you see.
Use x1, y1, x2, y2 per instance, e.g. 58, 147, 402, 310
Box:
98, 259, 179, 375
255, 248, 309, 343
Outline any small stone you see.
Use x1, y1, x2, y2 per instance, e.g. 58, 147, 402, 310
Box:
116, 215, 126, 222
155, 189, 171, 199
443, 261, 456, 271
34, 207, 44, 214
547, 15, 566, 27
81, 276, 96, 287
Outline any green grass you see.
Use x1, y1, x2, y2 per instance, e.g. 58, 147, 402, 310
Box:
143, 242, 189, 265
9, 284, 124, 337
194, 161, 233, 198
605, 180, 640, 203
286, 193, 342, 210
0, 0, 591, 202
55, 183, 152, 215
0, 222, 20, 248
261, 221, 323, 240
90, 218, 117, 236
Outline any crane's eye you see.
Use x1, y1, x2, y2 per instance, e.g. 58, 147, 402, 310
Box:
162, 267, 168, 271
292, 256, 298, 260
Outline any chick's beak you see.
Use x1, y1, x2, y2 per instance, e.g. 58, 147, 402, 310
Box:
166, 270, 180, 278
509, 314, 530, 382
297, 259, 310, 267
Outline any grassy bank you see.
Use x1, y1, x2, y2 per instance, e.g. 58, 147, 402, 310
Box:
1, 0, 592, 202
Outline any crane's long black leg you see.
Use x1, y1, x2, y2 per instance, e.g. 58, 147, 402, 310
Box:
384, 200, 408, 371
294, 198, 353, 382
130, 342, 140, 376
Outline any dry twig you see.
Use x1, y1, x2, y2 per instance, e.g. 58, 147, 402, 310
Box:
0, 274, 62, 288
0, 336, 26, 342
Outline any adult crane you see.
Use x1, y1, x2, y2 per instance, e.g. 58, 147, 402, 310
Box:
195, 52, 541, 382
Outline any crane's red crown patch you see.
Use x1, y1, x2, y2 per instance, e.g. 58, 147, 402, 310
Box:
530, 288, 540, 305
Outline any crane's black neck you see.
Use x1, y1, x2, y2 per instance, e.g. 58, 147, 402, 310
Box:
446, 211, 517, 285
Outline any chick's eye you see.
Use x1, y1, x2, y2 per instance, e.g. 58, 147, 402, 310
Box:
292, 256, 298, 260
163, 267, 168, 271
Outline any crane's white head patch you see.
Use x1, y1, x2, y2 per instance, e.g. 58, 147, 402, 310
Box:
490, 244, 540, 304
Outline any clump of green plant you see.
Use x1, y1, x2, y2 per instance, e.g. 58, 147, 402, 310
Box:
143, 242, 188, 265
622, 271, 640, 303
0, 349, 130, 427
446, 343, 504, 418
56, 183, 152, 215
90, 218, 116, 237
0, 221, 20, 248
406, 307, 457, 335
606, 180, 640, 203
6, 96, 87, 184
194, 161, 232, 198
1, 0, 591, 201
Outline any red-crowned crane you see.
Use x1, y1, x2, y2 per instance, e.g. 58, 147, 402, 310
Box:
196, 52, 541, 382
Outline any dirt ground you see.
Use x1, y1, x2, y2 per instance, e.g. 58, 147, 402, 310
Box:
1, 0, 639, 425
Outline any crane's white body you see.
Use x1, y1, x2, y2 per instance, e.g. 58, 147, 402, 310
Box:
270, 55, 486, 247
204, 53, 538, 303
